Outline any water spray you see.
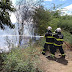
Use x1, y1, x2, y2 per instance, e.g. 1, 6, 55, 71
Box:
0, 35, 44, 37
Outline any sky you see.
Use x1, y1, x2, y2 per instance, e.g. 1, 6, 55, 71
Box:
10, 0, 72, 23
43, 0, 72, 15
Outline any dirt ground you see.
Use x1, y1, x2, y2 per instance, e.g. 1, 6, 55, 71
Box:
38, 50, 72, 72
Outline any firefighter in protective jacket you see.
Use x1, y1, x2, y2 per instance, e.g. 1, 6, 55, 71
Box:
42, 26, 55, 57
53, 28, 65, 58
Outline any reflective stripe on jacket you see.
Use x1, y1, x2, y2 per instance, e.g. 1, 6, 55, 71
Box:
53, 32, 64, 46
45, 30, 54, 44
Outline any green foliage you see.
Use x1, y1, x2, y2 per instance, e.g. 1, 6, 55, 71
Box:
33, 6, 51, 35
48, 18, 60, 31
0, 53, 4, 71
0, 0, 15, 30
0, 0, 15, 11
60, 20, 72, 32
1, 46, 42, 72
33, 5, 62, 35
58, 16, 72, 33
62, 31, 72, 45
33, 4, 72, 35
34, 37, 45, 48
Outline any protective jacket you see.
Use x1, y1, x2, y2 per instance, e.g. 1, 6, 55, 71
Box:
53, 32, 63, 46
44, 30, 54, 45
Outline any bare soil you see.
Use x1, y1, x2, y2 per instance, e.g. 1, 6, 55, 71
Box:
38, 50, 72, 72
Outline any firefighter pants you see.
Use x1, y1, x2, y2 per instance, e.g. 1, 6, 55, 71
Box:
42, 43, 55, 55
54, 45, 64, 54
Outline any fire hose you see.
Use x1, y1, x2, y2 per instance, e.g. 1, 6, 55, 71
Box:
64, 41, 72, 49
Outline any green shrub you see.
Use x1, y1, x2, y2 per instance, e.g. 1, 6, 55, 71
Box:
59, 20, 72, 33
62, 31, 72, 45
34, 38, 45, 47
1, 46, 42, 72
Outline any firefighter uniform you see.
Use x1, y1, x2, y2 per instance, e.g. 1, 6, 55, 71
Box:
42, 30, 55, 56
53, 32, 65, 58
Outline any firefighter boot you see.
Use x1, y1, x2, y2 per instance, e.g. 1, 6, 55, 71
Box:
61, 54, 66, 58
42, 51, 45, 55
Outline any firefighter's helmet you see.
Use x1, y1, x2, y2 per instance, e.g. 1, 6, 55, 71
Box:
48, 26, 52, 30
56, 28, 61, 32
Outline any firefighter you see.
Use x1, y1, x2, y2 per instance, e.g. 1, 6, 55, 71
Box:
53, 28, 65, 58
42, 26, 55, 57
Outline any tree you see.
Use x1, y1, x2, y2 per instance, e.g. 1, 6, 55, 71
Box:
33, 6, 51, 35
50, 3, 63, 18
32, 4, 65, 35
0, 0, 15, 30
58, 15, 72, 33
